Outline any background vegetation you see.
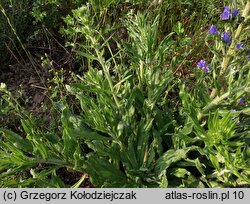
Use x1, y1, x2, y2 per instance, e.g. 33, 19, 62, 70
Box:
0, 0, 249, 187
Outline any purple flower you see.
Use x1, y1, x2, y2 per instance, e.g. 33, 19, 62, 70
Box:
236, 43, 244, 50
232, 8, 239, 19
197, 60, 206, 68
197, 60, 210, 73
221, 32, 231, 44
239, 98, 245, 105
208, 25, 219, 35
221, 6, 230, 20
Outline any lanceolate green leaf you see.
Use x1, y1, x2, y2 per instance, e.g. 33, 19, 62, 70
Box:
155, 147, 197, 175
0, 128, 33, 152
61, 106, 111, 141
86, 154, 131, 187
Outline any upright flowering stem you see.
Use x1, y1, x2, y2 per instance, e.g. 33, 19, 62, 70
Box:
199, 91, 231, 121
209, 2, 250, 99
221, 2, 250, 72
89, 37, 120, 108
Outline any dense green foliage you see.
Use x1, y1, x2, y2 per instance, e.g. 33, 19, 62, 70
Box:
0, 0, 31, 68
0, 0, 249, 187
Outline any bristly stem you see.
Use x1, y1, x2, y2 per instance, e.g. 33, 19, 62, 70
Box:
90, 37, 120, 108
198, 91, 230, 121
209, 2, 250, 100
221, 2, 250, 71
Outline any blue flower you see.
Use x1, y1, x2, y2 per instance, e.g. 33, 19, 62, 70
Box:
197, 60, 206, 68
197, 60, 210, 73
236, 43, 243, 50
208, 25, 219, 35
232, 8, 239, 19
221, 32, 231, 44
239, 98, 245, 105
221, 6, 230, 20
